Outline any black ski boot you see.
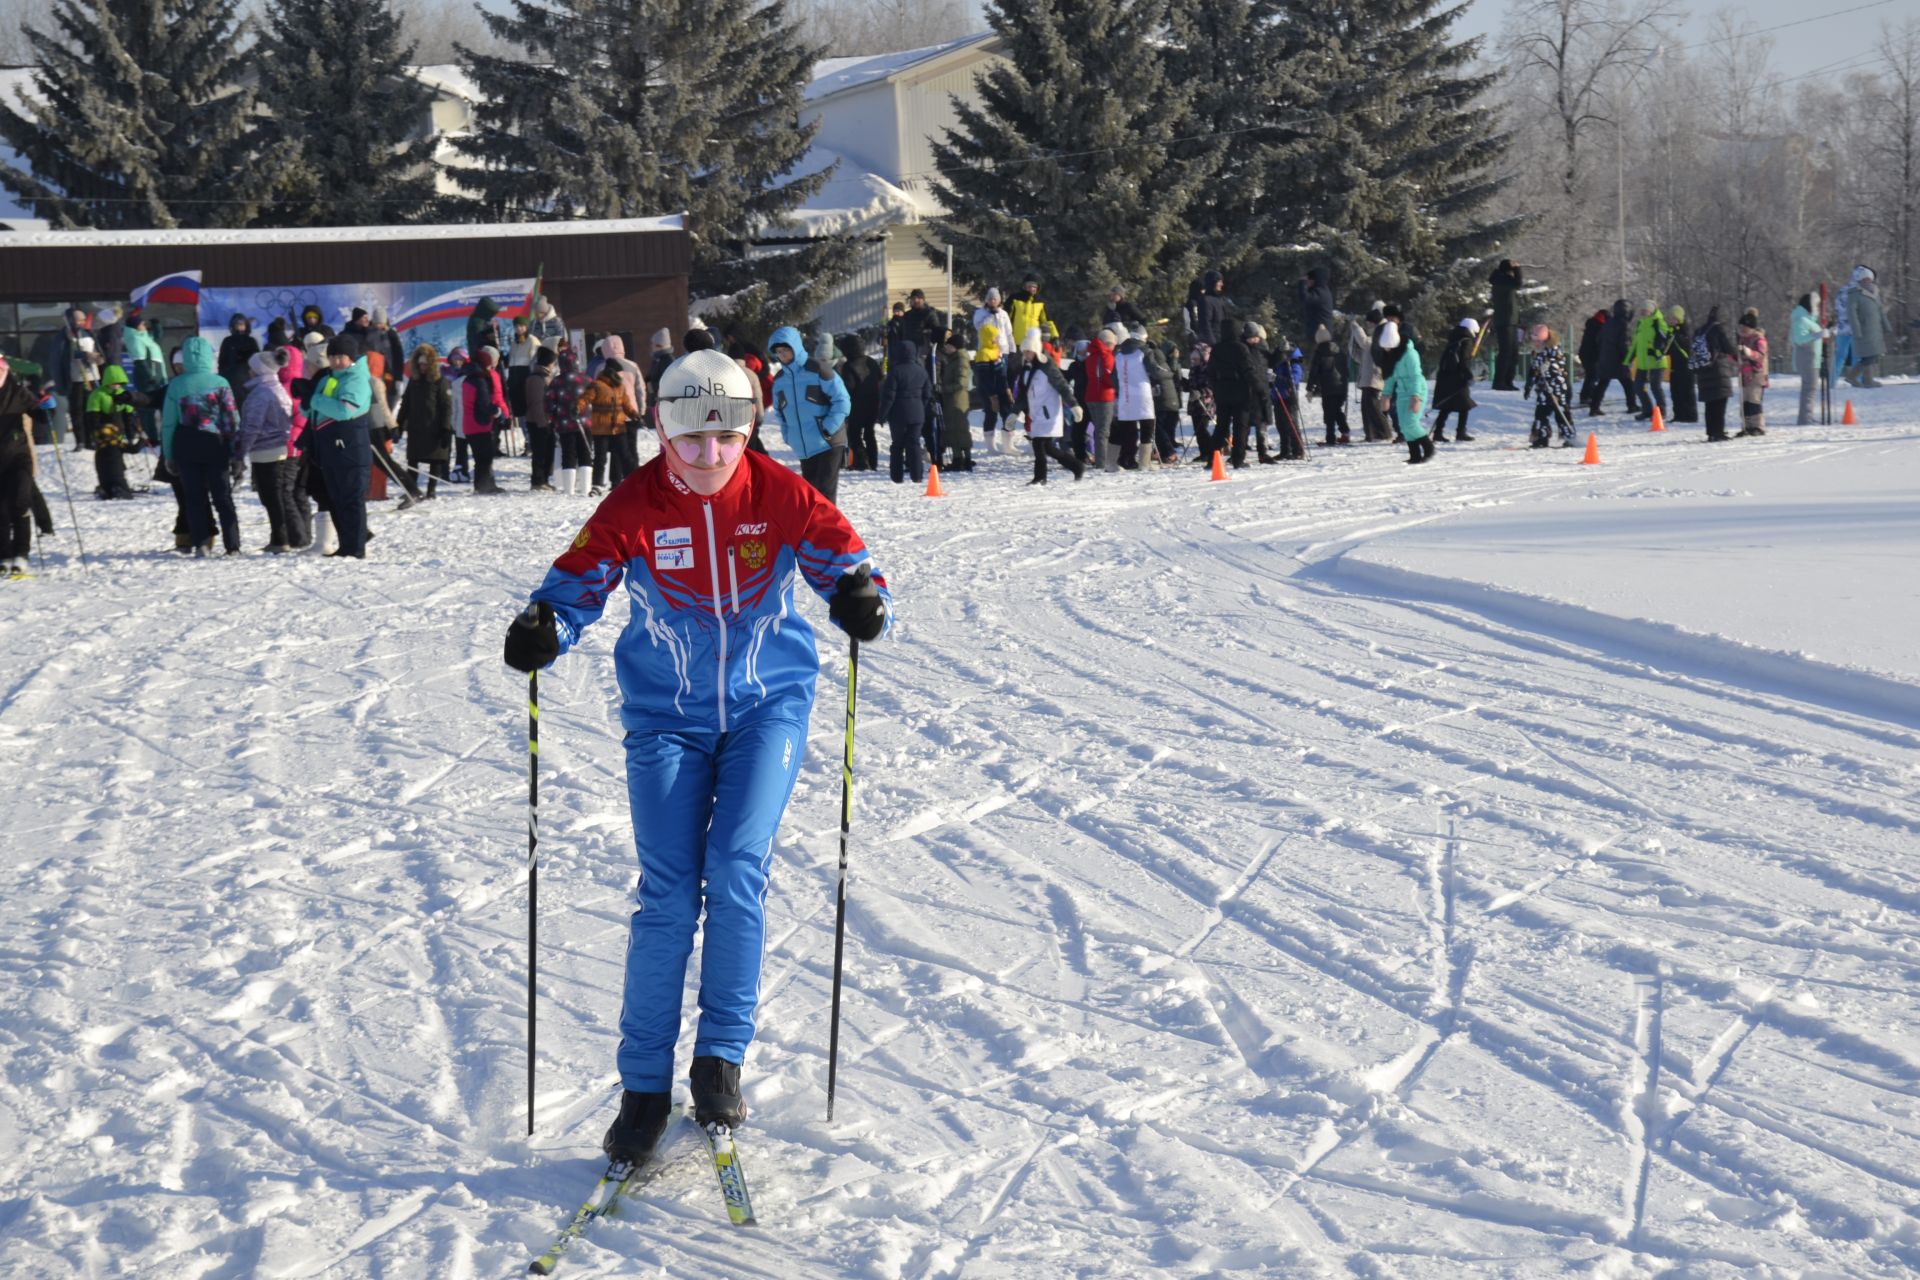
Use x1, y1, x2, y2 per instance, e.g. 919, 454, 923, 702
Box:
690, 1056, 745, 1129
602, 1089, 673, 1163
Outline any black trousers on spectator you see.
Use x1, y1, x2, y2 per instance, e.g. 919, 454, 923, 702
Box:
527, 425, 555, 486
800, 445, 843, 505
251, 459, 288, 547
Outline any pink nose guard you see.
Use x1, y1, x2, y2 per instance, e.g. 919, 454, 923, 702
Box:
671, 435, 747, 467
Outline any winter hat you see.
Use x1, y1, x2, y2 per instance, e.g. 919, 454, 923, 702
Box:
326, 334, 361, 358
654, 349, 760, 441
1098, 326, 1121, 346
684, 328, 716, 352
478, 345, 501, 369
1739, 308, 1760, 328
1458, 317, 1480, 335
1377, 321, 1401, 349
95, 307, 118, 327
1129, 323, 1149, 342
1020, 327, 1044, 356
651, 327, 673, 352
448, 346, 469, 364
986, 286, 1002, 304
535, 346, 557, 369
1668, 305, 1686, 324
350, 307, 370, 323
371, 306, 388, 326
303, 330, 328, 357
1242, 321, 1265, 341
1642, 299, 1657, 315
248, 348, 288, 378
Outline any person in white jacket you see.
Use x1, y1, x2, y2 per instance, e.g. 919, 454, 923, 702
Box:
1112, 327, 1157, 469
1009, 328, 1084, 485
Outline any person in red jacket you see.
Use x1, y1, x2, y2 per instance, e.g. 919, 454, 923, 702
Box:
1082, 327, 1119, 471
502, 349, 891, 1165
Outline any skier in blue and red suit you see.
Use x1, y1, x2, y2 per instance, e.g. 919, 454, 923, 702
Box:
503, 348, 891, 1163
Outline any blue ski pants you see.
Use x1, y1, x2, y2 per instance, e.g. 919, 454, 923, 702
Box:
617, 717, 807, 1091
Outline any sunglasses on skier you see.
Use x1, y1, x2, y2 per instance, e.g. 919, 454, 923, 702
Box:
657, 392, 760, 435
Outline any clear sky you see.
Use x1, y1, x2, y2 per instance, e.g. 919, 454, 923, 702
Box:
1449, 0, 1904, 82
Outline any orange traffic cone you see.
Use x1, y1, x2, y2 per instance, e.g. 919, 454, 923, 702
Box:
1842, 400, 1857, 425
1208, 450, 1229, 481
1649, 405, 1666, 432
923, 464, 946, 498
1580, 433, 1601, 465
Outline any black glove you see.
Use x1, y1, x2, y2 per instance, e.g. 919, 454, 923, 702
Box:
504, 601, 558, 672
828, 568, 886, 642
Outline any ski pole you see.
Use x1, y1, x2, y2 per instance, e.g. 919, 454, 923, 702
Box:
826, 636, 859, 1122
41, 436, 89, 571
527, 668, 539, 1138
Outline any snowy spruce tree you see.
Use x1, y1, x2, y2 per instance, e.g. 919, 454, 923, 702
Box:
928, 0, 1216, 332
1162, 0, 1308, 298
452, 0, 855, 333
1261, 0, 1518, 329
0, 0, 270, 229
253, 0, 438, 227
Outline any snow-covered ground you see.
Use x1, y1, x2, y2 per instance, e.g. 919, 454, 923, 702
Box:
4, 380, 1919, 1277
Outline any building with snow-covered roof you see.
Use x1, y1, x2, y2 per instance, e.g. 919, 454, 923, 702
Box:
775, 33, 1008, 334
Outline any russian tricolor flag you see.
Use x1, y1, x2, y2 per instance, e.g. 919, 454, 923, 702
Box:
131, 270, 203, 310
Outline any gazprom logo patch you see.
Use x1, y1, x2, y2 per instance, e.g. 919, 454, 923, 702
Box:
655, 527, 692, 548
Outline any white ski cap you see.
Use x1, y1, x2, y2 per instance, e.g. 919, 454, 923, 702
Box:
655, 348, 760, 438
1459, 317, 1480, 335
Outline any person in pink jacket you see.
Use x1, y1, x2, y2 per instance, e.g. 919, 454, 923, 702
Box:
274, 340, 314, 548
463, 346, 512, 494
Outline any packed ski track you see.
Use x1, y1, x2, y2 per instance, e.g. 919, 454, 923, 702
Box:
4, 386, 1919, 1277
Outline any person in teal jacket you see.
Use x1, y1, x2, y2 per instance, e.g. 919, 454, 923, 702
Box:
307, 335, 374, 559
766, 324, 851, 505
159, 336, 242, 554
160, 336, 228, 461
1846, 270, 1889, 388
1788, 294, 1830, 425
1379, 321, 1432, 464
123, 315, 168, 445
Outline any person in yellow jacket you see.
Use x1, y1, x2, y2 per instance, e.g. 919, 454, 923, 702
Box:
1008, 277, 1057, 353
971, 287, 1016, 451
1625, 300, 1672, 422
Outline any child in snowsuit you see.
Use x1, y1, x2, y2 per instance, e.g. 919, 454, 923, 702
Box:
504, 349, 890, 1164
85, 365, 142, 499
1526, 325, 1573, 448
1736, 309, 1768, 437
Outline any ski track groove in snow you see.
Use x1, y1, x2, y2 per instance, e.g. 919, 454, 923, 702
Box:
8, 398, 1920, 1274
